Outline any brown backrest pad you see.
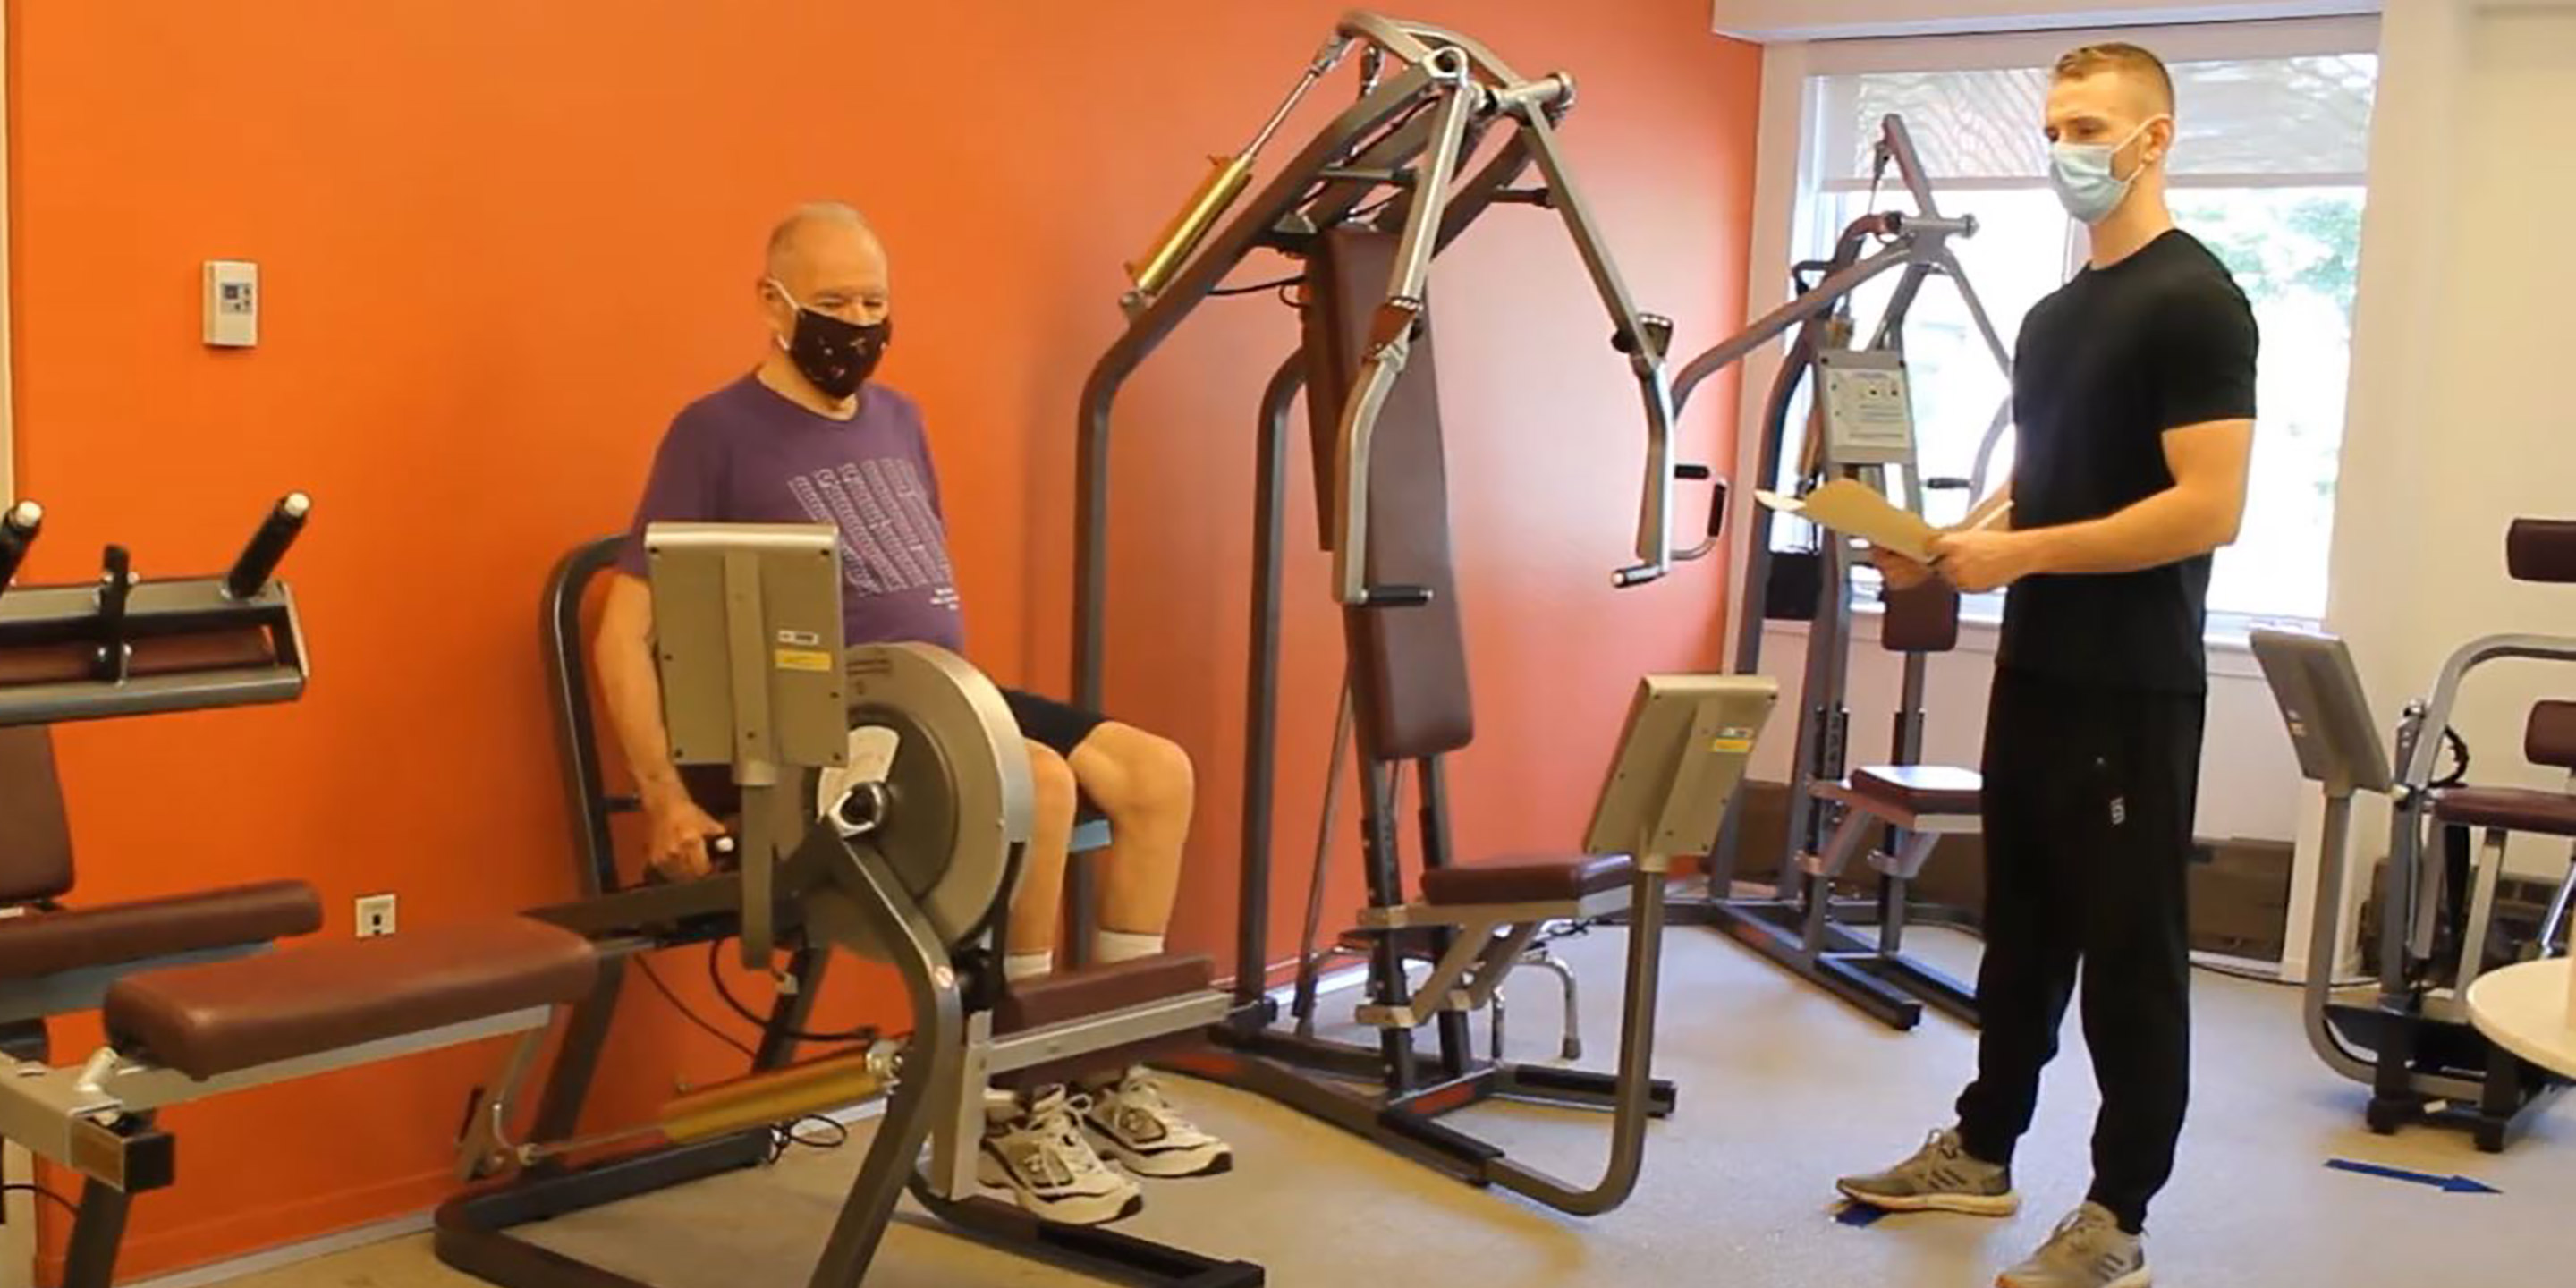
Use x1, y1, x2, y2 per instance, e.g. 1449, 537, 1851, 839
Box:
0, 728, 75, 904
1879, 582, 1962, 654
104, 918, 598, 1080
2528, 700, 2576, 771
0, 881, 319, 982
1302, 227, 1473, 760
0, 630, 277, 688
990, 952, 1214, 1092
2508, 519, 2576, 584
1419, 854, 1635, 907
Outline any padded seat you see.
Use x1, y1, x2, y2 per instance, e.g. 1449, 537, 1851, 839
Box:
996, 953, 1212, 1036
0, 882, 321, 981
2432, 785, 2576, 837
103, 919, 599, 1080
1851, 765, 1983, 816
1419, 855, 1634, 908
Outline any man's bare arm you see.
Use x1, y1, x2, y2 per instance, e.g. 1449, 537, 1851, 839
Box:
596, 572, 727, 877
596, 574, 683, 801
2022, 420, 2252, 574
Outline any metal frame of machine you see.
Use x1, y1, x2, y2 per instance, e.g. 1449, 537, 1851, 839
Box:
1654, 114, 2013, 1030
440, 523, 1259, 1288
1068, 12, 1775, 1216
2254, 623, 2572, 1151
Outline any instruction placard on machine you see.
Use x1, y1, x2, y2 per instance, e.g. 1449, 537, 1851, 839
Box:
1816, 350, 1917, 467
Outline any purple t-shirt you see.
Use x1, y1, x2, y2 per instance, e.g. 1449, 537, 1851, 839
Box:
619, 375, 964, 653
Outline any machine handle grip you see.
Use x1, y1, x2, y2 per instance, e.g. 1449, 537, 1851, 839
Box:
225, 492, 311, 599
1675, 463, 1713, 481
95, 544, 134, 682
0, 500, 42, 596
1357, 585, 1434, 609
1612, 563, 1667, 589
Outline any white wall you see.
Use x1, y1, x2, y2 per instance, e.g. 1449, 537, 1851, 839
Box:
2280, 0, 2576, 974
1713, 0, 2377, 40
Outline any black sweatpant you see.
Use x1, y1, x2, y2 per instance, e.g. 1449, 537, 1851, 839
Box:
1953, 670, 2204, 1233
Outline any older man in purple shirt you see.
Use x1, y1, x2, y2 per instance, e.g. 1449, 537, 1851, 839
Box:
594, 202, 1229, 1226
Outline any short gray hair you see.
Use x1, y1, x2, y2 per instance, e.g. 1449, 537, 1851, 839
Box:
765, 201, 875, 279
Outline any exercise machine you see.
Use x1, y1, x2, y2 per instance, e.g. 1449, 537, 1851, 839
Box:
2251, 516, 2576, 1151
1071, 13, 1776, 1216
441, 522, 1258, 1288
1654, 113, 2012, 1030
0, 494, 606, 1288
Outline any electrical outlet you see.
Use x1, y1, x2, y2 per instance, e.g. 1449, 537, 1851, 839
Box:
355, 894, 398, 938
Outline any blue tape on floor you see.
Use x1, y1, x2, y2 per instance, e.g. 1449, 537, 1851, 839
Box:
2324, 1158, 2501, 1195
1835, 1202, 1893, 1227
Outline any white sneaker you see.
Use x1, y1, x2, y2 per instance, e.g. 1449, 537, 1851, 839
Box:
977, 1088, 1142, 1225
1081, 1067, 1233, 1179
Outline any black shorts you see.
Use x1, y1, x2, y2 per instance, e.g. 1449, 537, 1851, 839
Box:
999, 688, 1109, 758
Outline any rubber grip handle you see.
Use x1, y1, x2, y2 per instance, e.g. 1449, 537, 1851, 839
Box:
1359, 585, 1435, 608
225, 492, 311, 599
0, 501, 42, 595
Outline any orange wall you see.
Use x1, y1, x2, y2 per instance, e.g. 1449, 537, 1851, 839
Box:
7, 1, 1758, 1278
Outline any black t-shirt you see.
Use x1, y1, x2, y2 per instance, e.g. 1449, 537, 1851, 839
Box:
1996, 229, 2258, 694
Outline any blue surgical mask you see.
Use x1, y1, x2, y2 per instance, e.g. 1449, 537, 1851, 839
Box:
2049, 116, 2166, 225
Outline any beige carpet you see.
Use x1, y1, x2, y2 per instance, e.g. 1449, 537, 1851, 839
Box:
203, 926, 2574, 1287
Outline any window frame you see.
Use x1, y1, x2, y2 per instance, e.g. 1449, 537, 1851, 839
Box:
1734, 14, 2381, 648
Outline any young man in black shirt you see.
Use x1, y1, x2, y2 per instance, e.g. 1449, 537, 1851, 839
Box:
1835, 42, 2258, 1288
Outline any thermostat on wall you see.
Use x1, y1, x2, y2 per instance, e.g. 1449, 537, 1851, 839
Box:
203, 260, 258, 348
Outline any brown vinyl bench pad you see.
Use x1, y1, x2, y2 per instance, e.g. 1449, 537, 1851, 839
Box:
1419, 855, 1635, 908
103, 919, 599, 1080
996, 953, 1213, 1036
1851, 765, 1983, 816
0, 882, 322, 982
992, 953, 1214, 1092
2432, 786, 2576, 837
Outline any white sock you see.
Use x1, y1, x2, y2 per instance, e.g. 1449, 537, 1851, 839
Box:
1093, 930, 1164, 964
1004, 951, 1055, 983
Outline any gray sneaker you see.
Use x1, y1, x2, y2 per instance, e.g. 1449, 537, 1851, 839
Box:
1999, 1202, 2149, 1288
1835, 1127, 2020, 1216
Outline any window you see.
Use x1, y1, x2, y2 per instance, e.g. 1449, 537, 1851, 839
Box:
1765, 21, 2379, 630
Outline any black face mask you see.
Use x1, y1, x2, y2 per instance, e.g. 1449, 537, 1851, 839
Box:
778, 297, 892, 402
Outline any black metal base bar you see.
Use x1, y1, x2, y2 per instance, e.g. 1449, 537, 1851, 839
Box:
909, 1182, 1266, 1287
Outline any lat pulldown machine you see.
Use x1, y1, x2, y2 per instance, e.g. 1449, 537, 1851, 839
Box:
1657, 114, 2016, 1030
1072, 13, 1772, 1216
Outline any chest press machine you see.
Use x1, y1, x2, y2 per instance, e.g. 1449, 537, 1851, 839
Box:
0, 495, 602, 1288
1072, 13, 1777, 1216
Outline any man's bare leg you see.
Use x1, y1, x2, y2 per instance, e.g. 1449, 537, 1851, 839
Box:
1067, 722, 1194, 952
1004, 739, 1079, 979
